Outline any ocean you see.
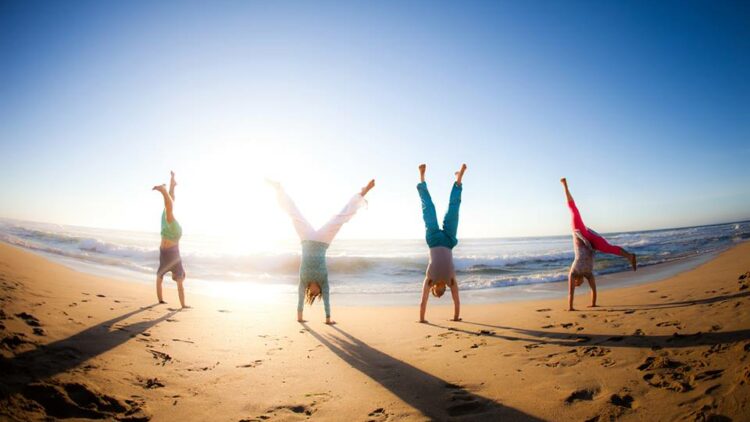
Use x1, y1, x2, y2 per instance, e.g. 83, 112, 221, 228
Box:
1, 218, 748, 305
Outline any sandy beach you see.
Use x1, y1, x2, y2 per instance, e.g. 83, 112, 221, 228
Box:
1, 241, 749, 421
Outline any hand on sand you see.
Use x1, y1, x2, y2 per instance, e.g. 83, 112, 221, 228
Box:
360, 179, 375, 197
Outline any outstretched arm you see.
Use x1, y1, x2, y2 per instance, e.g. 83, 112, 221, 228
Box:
297, 282, 305, 322
449, 280, 461, 321
567, 272, 576, 311
419, 278, 430, 322
322, 283, 334, 325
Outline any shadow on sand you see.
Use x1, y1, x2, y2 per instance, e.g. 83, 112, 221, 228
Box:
0, 304, 177, 398
424, 320, 750, 350
304, 324, 543, 421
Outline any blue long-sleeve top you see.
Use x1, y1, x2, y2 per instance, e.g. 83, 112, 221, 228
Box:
297, 240, 331, 317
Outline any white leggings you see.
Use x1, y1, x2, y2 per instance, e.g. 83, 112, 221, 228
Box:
274, 186, 366, 244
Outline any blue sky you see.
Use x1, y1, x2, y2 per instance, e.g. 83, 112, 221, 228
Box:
0, 1, 748, 241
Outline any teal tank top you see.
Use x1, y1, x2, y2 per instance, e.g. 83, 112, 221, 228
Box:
161, 210, 182, 242
300, 240, 329, 285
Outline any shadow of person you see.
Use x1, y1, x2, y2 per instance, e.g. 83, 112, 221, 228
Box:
0, 304, 178, 398
434, 320, 750, 350
303, 324, 543, 421
603, 290, 750, 311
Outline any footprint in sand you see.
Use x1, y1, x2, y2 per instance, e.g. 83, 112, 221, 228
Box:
443, 383, 490, 417
136, 376, 165, 389
525, 344, 542, 351
656, 321, 682, 329
565, 386, 599, 404
367, 407, 389, 421
251, 402, 322, 420
19, 381, 149, 420
536, 308, 551, 312
636, 355, 714, 393
148, 349, 173, 366
237, 360, 263, 368
14, 312, 41, 327
1, 333, 33, 350
577, 346, 610, 357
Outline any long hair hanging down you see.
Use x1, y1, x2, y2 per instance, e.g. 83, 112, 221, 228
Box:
305, 282, 321, 306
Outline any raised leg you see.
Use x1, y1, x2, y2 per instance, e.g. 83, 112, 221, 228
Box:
169, 171, 177, 201
269, 181, 316, 240
153, 184, 175, 223
442, 182, 463, 240
417, 182, 441, 239
315, 186, 369, 244
561, 178, 587, 234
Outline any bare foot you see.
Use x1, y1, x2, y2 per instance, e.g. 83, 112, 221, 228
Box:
560, 177, 568, 186
587, 304, 599, 308
419, 164, 426, 182
325, 319, 337, 325
180, 305, 191, 310
567, 307, 577, 311
360, 179, 375, 196
418, 319, 428, 323
629, 253, 638, 271
455, 163, 467, 185
451, 317, 462, 322
158, 300, 167, 305
170, 171, 177, 187
152, 184, 167, 192
297, 318, 307, 323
